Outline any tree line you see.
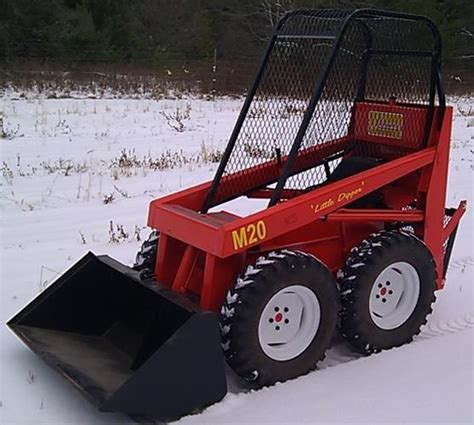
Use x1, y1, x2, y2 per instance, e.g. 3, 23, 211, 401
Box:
0, 0, 472, 66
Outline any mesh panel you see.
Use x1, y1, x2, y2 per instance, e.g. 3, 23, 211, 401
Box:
285, 18, 367, 191
364, 55, 432, 105
213, 11, 349, 203
207, 10, 440, 208
362, 16, 435, 51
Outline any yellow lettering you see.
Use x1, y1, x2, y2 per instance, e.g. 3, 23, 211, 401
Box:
256, 220, 266, 240
313, 198, 334, 213
248, 224, 258, 245
337, 188, 363, 204
232, 220, 267, 250
232, 227, 247, 250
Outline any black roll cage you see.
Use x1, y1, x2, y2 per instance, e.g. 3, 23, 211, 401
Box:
203, 9, 445, 212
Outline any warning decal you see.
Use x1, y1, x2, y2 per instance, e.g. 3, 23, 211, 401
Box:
368, 111, 404, 139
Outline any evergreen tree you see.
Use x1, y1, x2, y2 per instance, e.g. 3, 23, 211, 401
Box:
0, 0, 471, 65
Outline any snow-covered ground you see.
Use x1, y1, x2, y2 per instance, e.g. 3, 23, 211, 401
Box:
0, 94, 473, 424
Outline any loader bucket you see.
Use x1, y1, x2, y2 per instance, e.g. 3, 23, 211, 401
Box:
7, 253, 227, 422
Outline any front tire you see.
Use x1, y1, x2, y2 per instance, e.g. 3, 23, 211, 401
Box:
133, 230, 159, 279
220, 250, 339, 387
339, 230, 437, 354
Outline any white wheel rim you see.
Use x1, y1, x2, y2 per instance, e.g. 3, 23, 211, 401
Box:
258, 285, 321, 361
369, 261, 421, 330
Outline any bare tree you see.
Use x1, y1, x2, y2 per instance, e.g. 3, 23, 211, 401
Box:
260, 0, 297, 28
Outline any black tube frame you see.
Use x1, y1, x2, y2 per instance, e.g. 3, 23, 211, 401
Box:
202, 8, 445, 212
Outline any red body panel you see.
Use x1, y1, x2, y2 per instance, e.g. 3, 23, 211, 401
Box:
147, 103, 466, 312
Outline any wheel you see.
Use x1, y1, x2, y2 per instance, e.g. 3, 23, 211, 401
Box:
338, 230, 436, 354
133, 230, 159, 279
220, 250, 339, 387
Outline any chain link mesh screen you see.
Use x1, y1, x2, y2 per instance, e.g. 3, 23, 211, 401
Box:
206, 10, 441, 209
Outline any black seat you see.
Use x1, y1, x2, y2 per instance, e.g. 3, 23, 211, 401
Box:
327, 156, 380, 183
305, 156, 385, 208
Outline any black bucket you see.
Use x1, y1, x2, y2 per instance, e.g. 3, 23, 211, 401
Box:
7, 253, 227, 422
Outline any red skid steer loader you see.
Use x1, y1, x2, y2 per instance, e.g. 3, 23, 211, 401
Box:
8, 9, 466, 422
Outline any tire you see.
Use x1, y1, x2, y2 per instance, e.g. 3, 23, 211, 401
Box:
220, 250, 339, 387
133, 230, 159, 279
338, 230, 436, 354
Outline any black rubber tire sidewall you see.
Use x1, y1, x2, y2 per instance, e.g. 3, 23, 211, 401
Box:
223, 252, 339, 386
339, 232, 436, 353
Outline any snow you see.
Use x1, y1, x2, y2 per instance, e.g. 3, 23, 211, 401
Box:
182, 327, 473, 424
0, 93, 473, 424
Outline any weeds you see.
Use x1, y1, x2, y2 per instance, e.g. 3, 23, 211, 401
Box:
1, 161, 14, 184
103, 192, 115, 204
134, 225, 142, 242
79, 231, 87, 244
199, 141, 222, 163
40, 158, 88, 176
159, 104, 191, 132
107, 221, 143, 243
1, 190, 35, 211
1, 115, 24, 140
55, 119, 72, 135
108, 220, 129, 243
280, 102, 306, 118
247, 102, 305, 120
243, 142, 275, 159
109, 146, 222, 179
458, 104, 474, 117
147, 150, 191, 170
247, 106, 266, 119
1, 143, 222, 191
113, 184, 129, 198
26, 370, 36, 384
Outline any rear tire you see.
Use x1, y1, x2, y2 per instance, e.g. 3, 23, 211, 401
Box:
220, 250, 339, 387
338, 230, 436, 354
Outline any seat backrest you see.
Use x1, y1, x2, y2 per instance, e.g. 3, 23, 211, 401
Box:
352, 102, 428, 154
